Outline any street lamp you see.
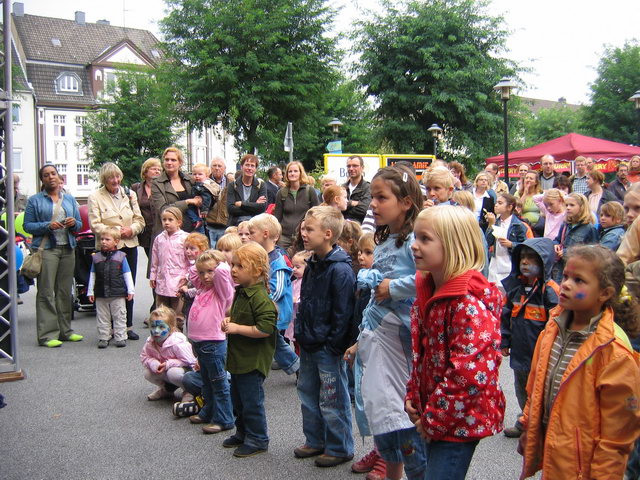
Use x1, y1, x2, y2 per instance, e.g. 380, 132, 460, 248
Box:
494, 77, 516, 183
427, 123, 443, 156
328, 118, 343, 140
629, 90, 640, 145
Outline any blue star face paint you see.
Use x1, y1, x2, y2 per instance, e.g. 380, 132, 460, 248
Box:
150, 320, 170, 344
575, 291, 586, 300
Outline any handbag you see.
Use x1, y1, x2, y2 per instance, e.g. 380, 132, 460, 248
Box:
21, 196, 64, 279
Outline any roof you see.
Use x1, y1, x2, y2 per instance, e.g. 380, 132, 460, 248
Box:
13, 13, 160, 66
520, 96, 581, 114
26, 63, 94, 106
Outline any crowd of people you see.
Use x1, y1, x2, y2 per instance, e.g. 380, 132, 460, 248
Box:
19, 150, 640, 479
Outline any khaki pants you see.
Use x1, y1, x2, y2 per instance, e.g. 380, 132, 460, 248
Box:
36, 246, 75, 345
95, 297, 127, 342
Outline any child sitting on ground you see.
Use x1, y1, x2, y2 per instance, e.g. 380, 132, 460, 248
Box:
598, 201, 625, 251
186, 163, 220, 234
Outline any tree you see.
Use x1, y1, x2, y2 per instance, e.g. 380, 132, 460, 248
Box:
161, 0, 338, 164
582, 42, 640, 144
82, 71, 180, 185
521, 105, 586, 148
355, 0, 520, 167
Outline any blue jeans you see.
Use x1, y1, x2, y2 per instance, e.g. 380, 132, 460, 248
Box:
182, 370, 203, 397
297, 346, 354, 457
192, 340, 234, 428
274, 331, 299, 374
230, 370, 269, 449
206, 225, 226, 249
424, 440, 479, 480
374, 427, 427, 480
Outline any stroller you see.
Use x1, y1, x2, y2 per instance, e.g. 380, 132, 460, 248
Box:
73, 205, 95, 313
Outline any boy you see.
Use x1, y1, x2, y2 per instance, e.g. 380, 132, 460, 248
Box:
599, 201, 626, 251
422, 166, 455, 208
500, 237, 559, 437
248, 214, 299, 375
187, 163, 220, 234
88, 226, 135, 348
294, 206, 355, 467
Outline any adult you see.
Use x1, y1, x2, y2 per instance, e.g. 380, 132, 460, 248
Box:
226, 154, 267, 226
485, 163, 509, 195
607, 162, 630, 203
628, 156, 640, 184
585, 170, 616, 216
510, 163, 530, 194
13, 174, 28, 213
131, 158, 162, 262
585, 157, 595, 172
570, 156, 589, 195
151, 147, 200, 238
448, 161, 473, 191
515, 171, 542, 226
343, 155, 371, 224
24, 164, 83, 347
266, 165, 283, 205
471, 172, 495, 232
205, 156, 230, 247
538, 154, 560, 191
273, 161, 319, 248
88, 162, 145, 340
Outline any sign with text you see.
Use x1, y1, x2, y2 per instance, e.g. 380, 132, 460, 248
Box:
383, 155, 435, 180
323, 154, 384, 183
326, 140, 342, 154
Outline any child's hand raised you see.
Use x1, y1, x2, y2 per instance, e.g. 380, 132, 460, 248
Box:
485, 212, 496, 227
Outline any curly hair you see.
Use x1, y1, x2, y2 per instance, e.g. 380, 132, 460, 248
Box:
234, 242, 270, 290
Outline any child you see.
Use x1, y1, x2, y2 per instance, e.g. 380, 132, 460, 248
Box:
288, 250, 312, 343
150, 207, 190, 312
532, 188, 566, 240
179, 232, 210, 330
140, 305, 197, 401
552, 193, 598, 284
599, 201, 625, 251
345, 166, 426, 480
221, 243, 278, 457
519, 245, 640, 479
422, 166, 455, 207
248, 214, 298, 376
88, 226, 135, 348
322, 185, 348, 212
216, 233, 242, 265
186, 163, 220, 234
237, 221, 251, 244
187, 250, 236, 434
485, 193, 528, 286
337, 220, 363, 276
294, 206, 356, 468
405, 206, 505, 480
499, 238, 559, 438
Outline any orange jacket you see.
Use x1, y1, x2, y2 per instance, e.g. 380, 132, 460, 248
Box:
520, 306, 640, 480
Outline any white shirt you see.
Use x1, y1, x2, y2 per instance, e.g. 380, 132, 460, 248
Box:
488, 215, 513, 284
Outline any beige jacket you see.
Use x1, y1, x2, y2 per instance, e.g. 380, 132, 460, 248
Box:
87, 186, 145, 249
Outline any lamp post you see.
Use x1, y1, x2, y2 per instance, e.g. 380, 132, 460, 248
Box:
328, 118, 343, 140
629, 90, 640, 146
427, 123, 443, 157
494, 77, 516, 183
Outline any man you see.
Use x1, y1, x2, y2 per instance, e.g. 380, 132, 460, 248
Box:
226, 154, 267, 226
266, 166, 283, 205
607, 162, 630, 203
485, 163, 509, 195
570, 156, 589, 195
343, 155, 371, 223
510, 163, 530, 194
538, 154, 560, 191
205, 156, 230, 247
585, 157, 595, 172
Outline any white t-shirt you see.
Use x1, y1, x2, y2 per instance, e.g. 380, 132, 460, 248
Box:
488, 215, 513, 284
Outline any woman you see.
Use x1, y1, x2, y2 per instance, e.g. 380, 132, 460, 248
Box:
88, 162, 145, 340
24, 164, 83, 347
321, 185, 348, 213
449, 161, 473, 191
132, 158, 162, 261
628, 155, 640, 184
515, 171, 542, 227
472, 172, 495, 232
151, 147, 201, 238
273, 161, 319, 248
585, 170, 616, 216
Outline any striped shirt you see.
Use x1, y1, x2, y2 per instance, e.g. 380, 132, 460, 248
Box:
542, 311, 601, 426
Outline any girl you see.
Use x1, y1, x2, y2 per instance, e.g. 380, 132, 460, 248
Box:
519, 245, 640, 479
532, 188, 566, 240
237, 221, 252, 244
485, 193, 527, 285
141, 305, 197, 401
405, 206, 505, 480
471, 172, 494, 232
187, 250, 236, 434
178, 232, 210, 330
598, 201, 625, 251
216, 233, 242, 265
552, 193, 598, 283
585, 170, 616, 217
322, 185, 348, 212
344, 165, 426, 480
150, 207, 190, 312
288, 250, 312, 343
221, 243, 277, 457
516, 171, 543, 230
337, 220, 363, 276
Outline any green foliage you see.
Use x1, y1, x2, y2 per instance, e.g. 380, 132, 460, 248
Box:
521, 105, 586, 148
82, 71, 180, 186
354, 0, 519, 169
582, 42, 640, 144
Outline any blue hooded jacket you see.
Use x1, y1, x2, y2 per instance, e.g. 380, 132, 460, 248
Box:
268, 251, 293, 330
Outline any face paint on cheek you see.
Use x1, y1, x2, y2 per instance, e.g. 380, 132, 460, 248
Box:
150, 320, 170, 343
575, 291, 587, 300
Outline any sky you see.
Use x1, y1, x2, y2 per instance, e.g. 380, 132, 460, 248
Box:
21, 0, 640, 105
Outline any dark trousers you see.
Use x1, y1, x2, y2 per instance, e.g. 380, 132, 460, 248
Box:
120, 246, 137, 329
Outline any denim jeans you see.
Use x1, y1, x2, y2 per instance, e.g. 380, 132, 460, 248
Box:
206, 225, 227, 249
297, 346, 354, 457
274, 331, 299, 374
182, 370, 203, 397
230, 370, 269, 449
626, 437, 640, 479
424, 439, 479, 480
374, 427, 427, 480
192, 340, 234, 428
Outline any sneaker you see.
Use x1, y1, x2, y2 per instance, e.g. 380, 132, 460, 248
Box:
294, 445, 324, 458
65, 333, 84, 342
43, 339, 62, 348
202, 424, 233, 434
365, 456, 387, 480
97, 340, 109, 349
114, 340, 126, 348
127, 330, 140, 341
189, 414, 207, 424
147, 388, 171, 401
223, 435, 244, 448
173, 401, 200, 417
504, 426, 523, 438
315, 454, 354, 468
233, 444, 267, 458
352, 449, 380, 473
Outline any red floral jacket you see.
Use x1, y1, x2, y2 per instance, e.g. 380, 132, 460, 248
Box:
406, 270, 505, 442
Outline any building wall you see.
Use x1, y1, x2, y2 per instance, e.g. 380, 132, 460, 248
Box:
12, 91, 38, 197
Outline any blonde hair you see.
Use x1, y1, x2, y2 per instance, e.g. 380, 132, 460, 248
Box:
224, 226, 238, 235
101, 226, 121, 243
237, 221, 251, 232
474, 172, 491, 188
452, 190, 475, 211
161, 206, 183, 224
322, 185, 346, 206
234, 242, 270, 287
422, 166, 454, 189
162, 146, 184, 166
416, 206, 485, 281
192, 163, 211, 176
184, 232, 209, 252
149, 305, 178, 333
292, 250, 312, 264
358, 232, 375, 252
249, 213, 282, 240
284, 161, 311, 188
566, 193, 594, 224
196, 249, 226, 268
140, 157, 161, 181
543, 188, 565, 205
600, 201, 624, 223
99, 162, 123, 187
217, 233, 242, 252
304, 205, 344, 242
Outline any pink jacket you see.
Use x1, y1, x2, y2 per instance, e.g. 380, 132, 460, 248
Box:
149, 229, 189, 297
187, 262, 235, 342
140, 331, 196, 372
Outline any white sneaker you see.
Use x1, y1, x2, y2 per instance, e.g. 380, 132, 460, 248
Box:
147, 388, 170, 401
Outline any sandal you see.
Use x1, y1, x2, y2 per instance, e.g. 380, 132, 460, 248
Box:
172, 401, 200, 417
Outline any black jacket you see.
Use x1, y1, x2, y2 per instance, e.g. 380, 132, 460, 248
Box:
343, 178, 371, 224
92, 250, 128, 298
266, 180, 280, 205
226, 176, 267, 226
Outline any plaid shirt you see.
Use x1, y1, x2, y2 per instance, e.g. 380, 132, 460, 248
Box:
572, 175, 588, 195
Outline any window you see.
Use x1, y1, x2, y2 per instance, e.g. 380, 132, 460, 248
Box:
12, 149, 22, 171
53, 115, 66, 137
12, 104, 20, 124
77, 163, 90, 186
59, 74, 79, 92
76, 143, 87, 161
75, 116, 86, 137
54, 140, 67, 161
55, 163, 67, 184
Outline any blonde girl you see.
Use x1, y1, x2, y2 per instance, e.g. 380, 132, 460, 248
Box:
216, 233, 242, 265
532, 188, 566, 239
237, 221, 251, 244
322, 185, 348, 212
472, 172, 494, 231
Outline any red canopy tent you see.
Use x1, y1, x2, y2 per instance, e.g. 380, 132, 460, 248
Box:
485, 133, 640, 175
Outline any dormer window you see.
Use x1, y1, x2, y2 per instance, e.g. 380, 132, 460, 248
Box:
56, 72, 82, 94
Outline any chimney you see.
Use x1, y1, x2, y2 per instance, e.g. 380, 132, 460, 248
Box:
75, 11, 85, 25
13, 2, 24, 17
96, 19, 110, 25
558, 97, 567, 105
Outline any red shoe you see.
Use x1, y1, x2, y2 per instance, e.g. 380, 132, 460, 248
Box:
365, 456, 387, 480
351, 449, 380, 473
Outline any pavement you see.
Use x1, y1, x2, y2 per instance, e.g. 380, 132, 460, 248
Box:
0, 255, 537, 480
